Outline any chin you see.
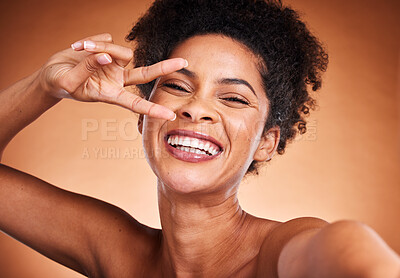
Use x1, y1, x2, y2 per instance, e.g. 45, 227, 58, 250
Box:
157, 166, 221, 194
155, 161, 249, 197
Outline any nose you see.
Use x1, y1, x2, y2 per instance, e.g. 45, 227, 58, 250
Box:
176, 98, 219, 123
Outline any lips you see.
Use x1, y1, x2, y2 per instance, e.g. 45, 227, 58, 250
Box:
164, 129, 223, 162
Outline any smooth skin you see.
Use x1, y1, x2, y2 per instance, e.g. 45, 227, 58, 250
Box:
0, 33, 399, 278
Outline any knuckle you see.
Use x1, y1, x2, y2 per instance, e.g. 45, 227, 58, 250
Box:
101, 42, 109, 52
123, 70, 131, 83
130, 96, 143, 110
103, 33, 113, 42
140, 67, 149, 81
147, 102, 156, 116
127, 48, 134, 60
159, 62, 167, 75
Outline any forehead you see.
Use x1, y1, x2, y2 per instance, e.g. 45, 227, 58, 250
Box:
168, 34, 265, 90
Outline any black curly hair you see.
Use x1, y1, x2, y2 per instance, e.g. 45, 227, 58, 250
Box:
126, 0, 328, 174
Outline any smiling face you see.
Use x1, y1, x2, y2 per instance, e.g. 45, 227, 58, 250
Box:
140, 34, 278, 195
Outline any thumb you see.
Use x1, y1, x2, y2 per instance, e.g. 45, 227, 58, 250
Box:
59, 53, 112, 93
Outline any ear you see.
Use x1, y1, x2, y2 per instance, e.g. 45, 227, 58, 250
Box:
137, 114, 144, 134
253, 126, 280, 162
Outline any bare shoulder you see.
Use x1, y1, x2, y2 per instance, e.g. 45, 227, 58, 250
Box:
256, 217, 328, 278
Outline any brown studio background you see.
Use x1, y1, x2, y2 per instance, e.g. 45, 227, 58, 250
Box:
0, 0, 399, 277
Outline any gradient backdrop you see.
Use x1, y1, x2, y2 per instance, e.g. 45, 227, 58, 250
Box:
0, 0, 399, 277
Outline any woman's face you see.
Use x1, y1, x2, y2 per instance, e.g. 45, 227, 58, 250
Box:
141, 34, 275, 194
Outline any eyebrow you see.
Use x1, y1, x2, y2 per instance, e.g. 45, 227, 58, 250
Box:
177, 68, 196, 78
176, 68, 256, 95
217, 78, 256, 95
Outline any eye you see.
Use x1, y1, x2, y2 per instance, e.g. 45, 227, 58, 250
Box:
222, 96, 250, 105
162, 82, 189, 93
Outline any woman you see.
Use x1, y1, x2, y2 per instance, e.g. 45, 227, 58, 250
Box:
0, 0, 399, 277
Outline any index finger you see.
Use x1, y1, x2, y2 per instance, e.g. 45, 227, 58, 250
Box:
124, 58, 188, 86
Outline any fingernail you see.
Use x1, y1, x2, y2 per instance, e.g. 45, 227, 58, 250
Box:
84, 40, 96, 50
71, 41, 82, 50
97, 54, 112, 65
169, 113, 176, 122
183, 59, 189, 68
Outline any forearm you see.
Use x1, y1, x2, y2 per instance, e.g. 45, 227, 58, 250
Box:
0, 69, 60, 159
279, 220, 400, 278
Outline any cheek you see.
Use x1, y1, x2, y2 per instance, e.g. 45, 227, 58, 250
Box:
149, 90, 175, 107
142, 91, 175, 136
224, 110, 265, 146
141, 116, 164, 158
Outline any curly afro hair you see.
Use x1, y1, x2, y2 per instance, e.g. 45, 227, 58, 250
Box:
126, 0, 328, 174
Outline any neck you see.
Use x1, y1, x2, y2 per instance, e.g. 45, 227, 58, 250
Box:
157, 179, 251, 276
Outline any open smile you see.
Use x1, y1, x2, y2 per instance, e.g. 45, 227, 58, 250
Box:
164, 129, 223, 162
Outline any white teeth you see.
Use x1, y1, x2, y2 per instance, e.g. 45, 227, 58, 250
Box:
209, 147, 215, 155
167, 135, 221, 156
191, 139, 199, 149
182, 137, 191, 146
204, 142, 211, 153
198, 141, 204, 150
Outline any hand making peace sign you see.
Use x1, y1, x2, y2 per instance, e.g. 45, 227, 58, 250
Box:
39, 33, 187, 120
